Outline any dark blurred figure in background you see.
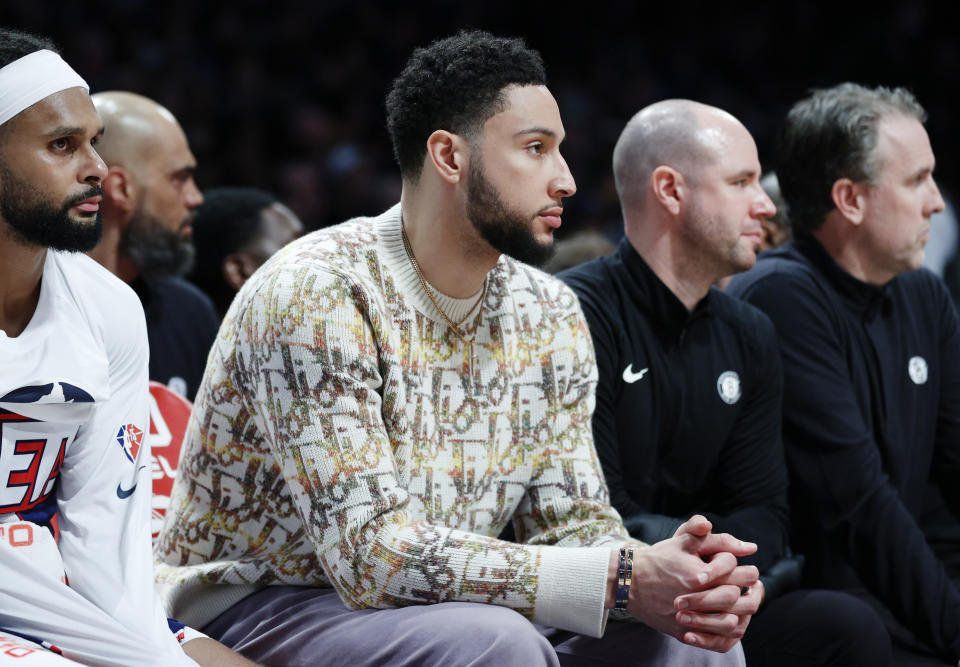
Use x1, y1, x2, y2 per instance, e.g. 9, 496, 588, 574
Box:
3, 3, 956, 245
88, 91, 217, 399
757, 172, 792, 251
190, 186, 303, 317
924, 191, 960, 308
541, 229, 617, 274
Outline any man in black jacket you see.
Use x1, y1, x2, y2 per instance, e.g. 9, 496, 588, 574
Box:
729, 84, 960, 666
561, 99, 890, 666
86, 91, 218, 400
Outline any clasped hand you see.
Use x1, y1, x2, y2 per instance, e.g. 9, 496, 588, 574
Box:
624, 514, 762, 653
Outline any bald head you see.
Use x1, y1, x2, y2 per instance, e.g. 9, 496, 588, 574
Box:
86, 91, 202, 281
613, 100, 745, 211
91, 91, 186, 178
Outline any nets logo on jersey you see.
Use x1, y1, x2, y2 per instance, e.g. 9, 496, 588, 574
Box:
116, 424, 143, 463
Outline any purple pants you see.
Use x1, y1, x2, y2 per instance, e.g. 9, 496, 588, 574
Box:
203, 586, 745, 667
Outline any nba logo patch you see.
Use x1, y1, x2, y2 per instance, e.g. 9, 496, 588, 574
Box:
116, 423, 143, 463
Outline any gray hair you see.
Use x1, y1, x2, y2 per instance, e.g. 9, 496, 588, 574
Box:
777, 83, 926, 235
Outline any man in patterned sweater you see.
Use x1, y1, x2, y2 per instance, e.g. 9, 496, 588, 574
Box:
156, 31, 762, 666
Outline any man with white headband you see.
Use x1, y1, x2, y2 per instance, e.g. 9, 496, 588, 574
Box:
0, 29, 253, 666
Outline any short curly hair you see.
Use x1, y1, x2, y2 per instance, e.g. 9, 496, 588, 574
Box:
777, 83, 926, 236
385, 30, 546, 180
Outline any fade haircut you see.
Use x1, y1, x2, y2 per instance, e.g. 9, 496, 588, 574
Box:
191, 186, 276, 280
385, 30, 547, 181
0, 29, 58, 143
777, 83, 926, 235
190, 186, 277, 311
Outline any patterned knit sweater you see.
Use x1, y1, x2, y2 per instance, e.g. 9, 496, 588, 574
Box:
155, 204, 637, 637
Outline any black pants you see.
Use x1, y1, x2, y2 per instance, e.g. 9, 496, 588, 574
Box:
742, 589, 893, 666
846, 587, 955, 666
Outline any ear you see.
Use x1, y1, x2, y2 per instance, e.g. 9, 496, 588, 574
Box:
424, 130, 467, 184
831, 178, 866, 225
101, 167, 138, 218
650, 165, 685, 216
221, 253, 257, 291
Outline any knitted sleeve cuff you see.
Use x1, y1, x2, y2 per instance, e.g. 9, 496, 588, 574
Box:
533, 544, 611, 637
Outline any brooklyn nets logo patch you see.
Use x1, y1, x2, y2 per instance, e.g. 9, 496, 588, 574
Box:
717, 371, 741, 405
908, 356, 928, 385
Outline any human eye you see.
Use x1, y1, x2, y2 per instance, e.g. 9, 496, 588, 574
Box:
50, 137, 72, 152
526, 141, 545, 156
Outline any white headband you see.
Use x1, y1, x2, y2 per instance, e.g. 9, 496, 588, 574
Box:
0, 50, 88, 126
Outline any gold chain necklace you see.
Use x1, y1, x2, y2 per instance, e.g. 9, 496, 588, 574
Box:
401, 222, 488, 345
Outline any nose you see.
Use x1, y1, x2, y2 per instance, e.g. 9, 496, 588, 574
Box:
184, 177, 204, 209
82, 144, 108, 185
550, 153, 577, 200
927, 179, 946, 217
752, 188, 777, 219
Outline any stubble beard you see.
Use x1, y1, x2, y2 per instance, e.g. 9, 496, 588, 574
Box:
684, 198, 756, 280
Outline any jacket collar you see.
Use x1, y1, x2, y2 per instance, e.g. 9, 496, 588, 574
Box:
793, 234, 888, 318
617, 237, 714, 344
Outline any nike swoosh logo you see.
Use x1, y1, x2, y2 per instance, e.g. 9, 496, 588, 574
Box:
117, 466, 146, 499
622, 364, 649, 383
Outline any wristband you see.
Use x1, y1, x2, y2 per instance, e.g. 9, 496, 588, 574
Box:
615, 547, 633, 610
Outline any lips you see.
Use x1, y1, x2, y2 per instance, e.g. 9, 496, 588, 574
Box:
539, 207, 563, 229
73, 197, 101, 213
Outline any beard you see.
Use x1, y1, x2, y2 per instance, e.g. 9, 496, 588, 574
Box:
684, 196, 757, 278
0, 164, 102, 252
466, 153, 556, 267
123, 205, 195, 279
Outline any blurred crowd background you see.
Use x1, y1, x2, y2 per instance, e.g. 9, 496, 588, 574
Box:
3, 1, 958, 243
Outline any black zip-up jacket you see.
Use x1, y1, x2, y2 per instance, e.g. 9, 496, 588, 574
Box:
131, 276, 220, 400
560, 239, 789, 576
728, 234, 960, 662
